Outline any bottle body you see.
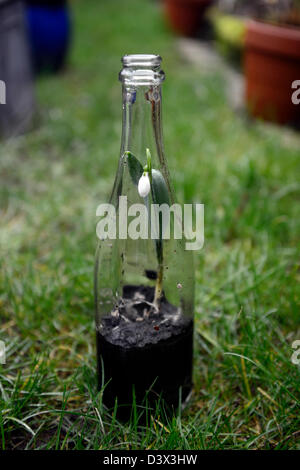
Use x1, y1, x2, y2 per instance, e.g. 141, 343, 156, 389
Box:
94, 55, 195, 415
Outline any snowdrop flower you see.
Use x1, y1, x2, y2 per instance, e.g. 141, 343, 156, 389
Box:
138, 172, 151, 198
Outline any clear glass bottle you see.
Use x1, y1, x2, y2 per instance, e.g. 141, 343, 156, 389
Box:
94, 54, 195, 415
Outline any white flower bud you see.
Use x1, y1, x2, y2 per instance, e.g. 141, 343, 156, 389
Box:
138, 172, 150, 198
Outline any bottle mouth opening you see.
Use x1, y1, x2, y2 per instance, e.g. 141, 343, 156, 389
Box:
122, 54, 162, 68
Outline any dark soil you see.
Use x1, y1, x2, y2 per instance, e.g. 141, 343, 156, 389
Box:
96, 285, 193, 417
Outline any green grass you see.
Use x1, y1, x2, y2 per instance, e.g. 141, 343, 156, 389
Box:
0, 0, 300, 450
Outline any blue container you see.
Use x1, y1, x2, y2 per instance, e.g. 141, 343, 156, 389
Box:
26, 2, 71, 73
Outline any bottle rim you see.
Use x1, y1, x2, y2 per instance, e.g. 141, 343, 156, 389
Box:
120, 54, 164, 86
122, 54, 162, 68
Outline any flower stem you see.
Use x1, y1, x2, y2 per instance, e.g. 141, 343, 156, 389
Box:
154, 262, 163, 308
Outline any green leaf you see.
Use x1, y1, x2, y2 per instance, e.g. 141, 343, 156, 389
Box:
151, 169, 170, 206
125, 151, 143, 186
151, 169, 170, 265
146, 148, 152, 181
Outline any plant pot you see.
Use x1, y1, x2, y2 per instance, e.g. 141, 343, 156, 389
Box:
164, 0, 213, 37
0, 1, 35, 138
244, 20, 300, 124
25, 1, 71, 73
211, 10, 246, 62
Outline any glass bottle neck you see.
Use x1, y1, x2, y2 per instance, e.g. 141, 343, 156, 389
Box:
118, 54, 166, 175
120, 83, 164, 163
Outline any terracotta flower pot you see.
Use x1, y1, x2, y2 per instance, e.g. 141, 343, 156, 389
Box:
164, 0, 213, 37
245, 20, 300, 124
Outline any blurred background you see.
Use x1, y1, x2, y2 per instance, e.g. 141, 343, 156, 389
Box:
0, 0, 300, 449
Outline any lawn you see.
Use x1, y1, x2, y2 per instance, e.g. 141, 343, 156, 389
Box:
0, 0, 299, 450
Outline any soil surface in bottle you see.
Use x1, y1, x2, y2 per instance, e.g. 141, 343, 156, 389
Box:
96, 285, 193, 418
